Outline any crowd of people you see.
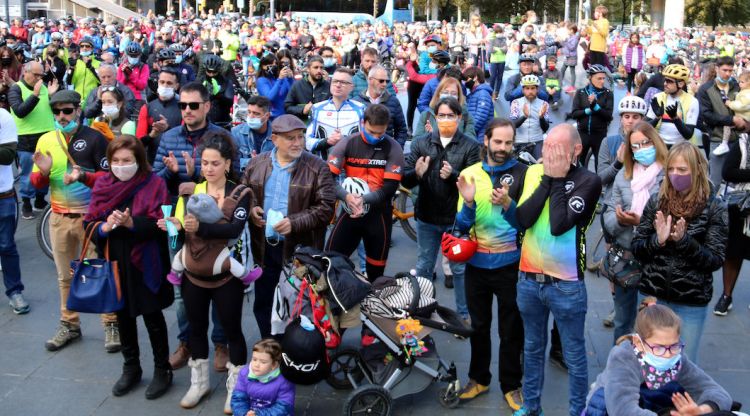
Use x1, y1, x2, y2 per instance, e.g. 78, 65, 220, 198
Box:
0, 5, 749, 415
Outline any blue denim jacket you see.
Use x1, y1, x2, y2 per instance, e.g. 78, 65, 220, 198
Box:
230, 122, 275, 171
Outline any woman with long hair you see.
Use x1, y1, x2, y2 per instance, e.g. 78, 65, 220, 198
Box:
255, 53, 294, 119
0, 46, 21, 109
414, 77, 476, 138
631, 142, 728, 363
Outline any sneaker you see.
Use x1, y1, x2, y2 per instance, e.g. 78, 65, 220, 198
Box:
45, 321, 82, 351
602, 309, 615, 328
713, 142, 730, 156
104, 322, 122, 353
714, 295, 733, 316
504, 388, 524, 411
444, 274, 454, 289
458, 379, 489, 401
33, 195, 47, 211
549, 349, 568, 371
9, 292, 30, 314
21, 198, 33, 220
513, 406, 544, 416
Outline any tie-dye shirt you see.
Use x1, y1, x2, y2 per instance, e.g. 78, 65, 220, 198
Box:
516, 164, 601, 280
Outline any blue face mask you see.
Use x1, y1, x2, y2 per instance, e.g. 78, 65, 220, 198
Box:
175, 55, 183, 64
80, 50, 92, 57
716, 75, 732, 84
128, 56, 140, 66
428, 61, 438, 70
633, 146, 657, 166
247, 117, 263, 130
55, 119, 78, 134
427, 46, 438, 54
642, 350, 681, 372
323, 57, 336, 67
265, 208, 284, 245
362, 129, 384, 145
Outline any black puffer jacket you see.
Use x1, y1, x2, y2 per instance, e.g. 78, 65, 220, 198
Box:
631, 193, 728, 306
569, 85, 614, 135
402, 130, 481, 226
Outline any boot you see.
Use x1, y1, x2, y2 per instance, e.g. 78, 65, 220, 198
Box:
224, 362, 241, 414
169, 341, 190, 370
145, 367, 173, 400
179, 358, 210, 408
214, 344, 229, 372
112, 365, 142, 396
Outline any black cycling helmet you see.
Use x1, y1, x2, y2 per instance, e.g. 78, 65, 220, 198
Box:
203, 53, 224, 71
156, 47, 176, 61
170, 43, 187, 53
587, 64, 608, 75
519, 54, 536, 63
125, 42, 142, 56
431, 50, 451, 64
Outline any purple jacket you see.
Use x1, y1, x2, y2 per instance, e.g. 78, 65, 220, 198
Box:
231, 366, 296, 416
562, 34, 580, 59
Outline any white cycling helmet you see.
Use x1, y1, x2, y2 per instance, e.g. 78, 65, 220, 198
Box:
341, 177, 370, 216
618, 95, 648, 116
520, 74, 540, 87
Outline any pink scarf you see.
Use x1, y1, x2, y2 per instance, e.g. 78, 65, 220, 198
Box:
630, 162, 662, 215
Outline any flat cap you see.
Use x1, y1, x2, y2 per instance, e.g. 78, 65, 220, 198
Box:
271, 114, 307, 134
49, 90, 81, 106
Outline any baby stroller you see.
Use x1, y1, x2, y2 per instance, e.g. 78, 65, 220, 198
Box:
272, 247, 473, 415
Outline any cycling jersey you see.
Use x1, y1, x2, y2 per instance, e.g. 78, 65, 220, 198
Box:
306, 98, 366, 158
327, 132, 404, 198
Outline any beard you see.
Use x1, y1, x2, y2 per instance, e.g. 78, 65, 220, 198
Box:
488, 148, 510, 165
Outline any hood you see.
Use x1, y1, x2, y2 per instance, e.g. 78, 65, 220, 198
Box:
471, 83, 494, 95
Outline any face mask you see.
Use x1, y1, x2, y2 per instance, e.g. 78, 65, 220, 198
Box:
437, 119, 458, 137
102, 104, 120, 119
464, 79, 475, 90
642, 350, 681, 371
669, 173, 692, 192
128, 56, 140, 66
80, 50, 92, 57
439, 93, 456, 100
526, 31, 534, 37
633, 146, 657, 166
427, 45, 438, 54
266, 65, 278, 76
323, 57, 336, 67
548, 64, 556, 71
716, 75, 731, 84
157, 86, 175, 100
111, 163, 138, 182
361, 129, 384, 145
247, 117, 263, 130
175, 55, 183, 64
134, 33, 142, 39
428, 61, 438, 70
265, 208, 284, 244
0, 57, 11, 66
55, 119, 78, 134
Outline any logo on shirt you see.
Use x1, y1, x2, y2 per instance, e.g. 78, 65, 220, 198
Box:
328, 157, 339, 166
564, 181, 575, 193
73, 139, 87, 152
569, 196, 585, 213
500, 174, 514, 186
234, 207, 247, 220
390, 165, 401, 174
100, 158, 109, 170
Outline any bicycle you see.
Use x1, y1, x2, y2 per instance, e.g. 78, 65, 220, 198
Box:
392, 185, 417, 242
36, 205, 54, 260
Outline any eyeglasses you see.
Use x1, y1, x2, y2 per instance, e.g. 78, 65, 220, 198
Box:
630, 139, 653, 151
436, 114, 458, 121
331, 79, 353, 86
80, 44, 93, 49
369, 77, 388, 84
52, 107, 76, 115
640, 336, 685, 357
101, 85, 116, 92
30, 72, 45, 77
179, 102, 204, 110
664, 78, 677, 85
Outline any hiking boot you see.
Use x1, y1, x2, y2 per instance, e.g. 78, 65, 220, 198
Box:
444, 274, 454, 289
513, 406, 544, 416
458, 379, 489, 401
9, 292, 30, 314
169, 341, 190, 370
104, 322, 121, 353
602, 309, 615, 327
21, 198, 33, 220
504, 388, 524, 411
214, 343, 229, 372
45, 321, 82, 351
714, 295, 733, 316
549, 349, 568, 371
145, 368, 173, 400
112, 366, 142, 397
33, 195, 47, 211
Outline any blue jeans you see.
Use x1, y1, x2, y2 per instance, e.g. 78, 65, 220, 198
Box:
613, 284, 638, 343
0, 196, 23, 297
357, 241, 367, 272
18, 151, 47, 200
489, 62, 506, 95
638, 292, 707, 364
516, 274, 588, 416
415, 220, 467, 317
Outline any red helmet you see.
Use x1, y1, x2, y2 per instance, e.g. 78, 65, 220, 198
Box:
424, 34, 443, 45
441, 232, 478, 263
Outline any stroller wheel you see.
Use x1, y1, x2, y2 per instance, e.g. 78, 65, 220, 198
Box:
327, 348, 365, 390
343, 384, 392, 416
438, 384, 461, 409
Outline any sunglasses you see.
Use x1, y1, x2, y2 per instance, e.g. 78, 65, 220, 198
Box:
179, 102, 203, 110
369, 78, 388, 84
52, 108, 76, 115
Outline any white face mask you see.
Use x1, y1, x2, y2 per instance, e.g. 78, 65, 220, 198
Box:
111, 163, 138, 182
102, 104, 120, 119
157, 86, 175, 100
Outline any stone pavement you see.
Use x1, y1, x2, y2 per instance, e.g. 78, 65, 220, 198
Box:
1, 73, 749, 415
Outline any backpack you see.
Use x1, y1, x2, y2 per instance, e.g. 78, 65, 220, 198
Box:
280, 316, 329, 385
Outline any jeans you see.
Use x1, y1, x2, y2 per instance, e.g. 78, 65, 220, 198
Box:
708, 141, 725, 191
357, 241, 367, 272
0, 196, 23, 297
18, 151, 47, 200
517, 274, 588, 416
613, 284, 638, 343
638, 293, 707, 364
414, 220, 467, 317
489, 62, 506, 95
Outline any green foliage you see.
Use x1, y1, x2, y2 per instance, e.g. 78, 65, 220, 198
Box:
685, 0, 750, 29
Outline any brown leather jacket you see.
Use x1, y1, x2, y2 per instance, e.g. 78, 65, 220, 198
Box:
243, 151, 336, 264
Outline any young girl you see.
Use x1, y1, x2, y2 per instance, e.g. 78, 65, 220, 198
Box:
585, 298, 733, 415
231, 339, 295, 416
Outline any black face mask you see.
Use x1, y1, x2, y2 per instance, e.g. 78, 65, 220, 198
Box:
465, 79, 475, 90
265, 65, 278, 77
0, 57, 11, 66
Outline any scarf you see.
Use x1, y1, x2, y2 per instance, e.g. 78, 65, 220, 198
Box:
85, 171, 169, 294
630, 162, 662, 215
634, 346, 681, 390
247, 366, 281, 383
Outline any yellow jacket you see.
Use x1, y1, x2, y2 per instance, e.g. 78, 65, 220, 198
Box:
588, 18, 609, 53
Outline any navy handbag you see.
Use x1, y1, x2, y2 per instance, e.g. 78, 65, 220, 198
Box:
67, 222, 124, 314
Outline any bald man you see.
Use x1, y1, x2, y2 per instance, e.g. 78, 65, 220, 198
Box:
513, 124, 602, 416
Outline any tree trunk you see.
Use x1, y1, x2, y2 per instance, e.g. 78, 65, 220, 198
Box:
374, 0, 378, 18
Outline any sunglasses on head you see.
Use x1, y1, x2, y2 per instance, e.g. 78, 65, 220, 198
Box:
52, 108, 76, 115
179, 102, 203, 110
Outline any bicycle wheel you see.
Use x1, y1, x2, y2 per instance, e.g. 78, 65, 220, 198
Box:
396, 189, 417, 242
586, 230, 607, 272
36, 206, 54, 260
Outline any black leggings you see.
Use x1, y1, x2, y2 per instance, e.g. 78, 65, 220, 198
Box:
579, 131, 607, 172
589, 51, 607, 67
326, 208, 392, 281
626, 68, 638, 93
117, 309, 170, 370
406, 81, 425, 133
181, 277, 247, 365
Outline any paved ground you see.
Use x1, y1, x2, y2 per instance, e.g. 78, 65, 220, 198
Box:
1, 71, 749, 416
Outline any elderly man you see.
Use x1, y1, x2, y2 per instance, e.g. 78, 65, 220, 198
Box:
350, 47, 396, 99
353, 64, 408, 148
244, 114, 336, 338
83, 63, 137, 120
8, 61, 58, 219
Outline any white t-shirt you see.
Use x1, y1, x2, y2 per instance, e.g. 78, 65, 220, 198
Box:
0, 108, 17, 193
440, 136, 452, 148
645, 93, 700, 146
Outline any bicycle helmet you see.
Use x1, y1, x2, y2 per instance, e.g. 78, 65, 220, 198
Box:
183, 48, 194, 59
587, 64, 608, 75
170, 43, 187, 53
441, 231, 477, 263
125, 42, 142, 56
424, 34, 442, 45
520, 74, 540, 87
662, 64, 690, 82
156, 47, 176, 61
79, 36, 94, 47
431, 50, 451, 64
341, 177, 370, 215
617, 95, 648, 116
203, 53, 224, 72
519, 54, 536, 63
